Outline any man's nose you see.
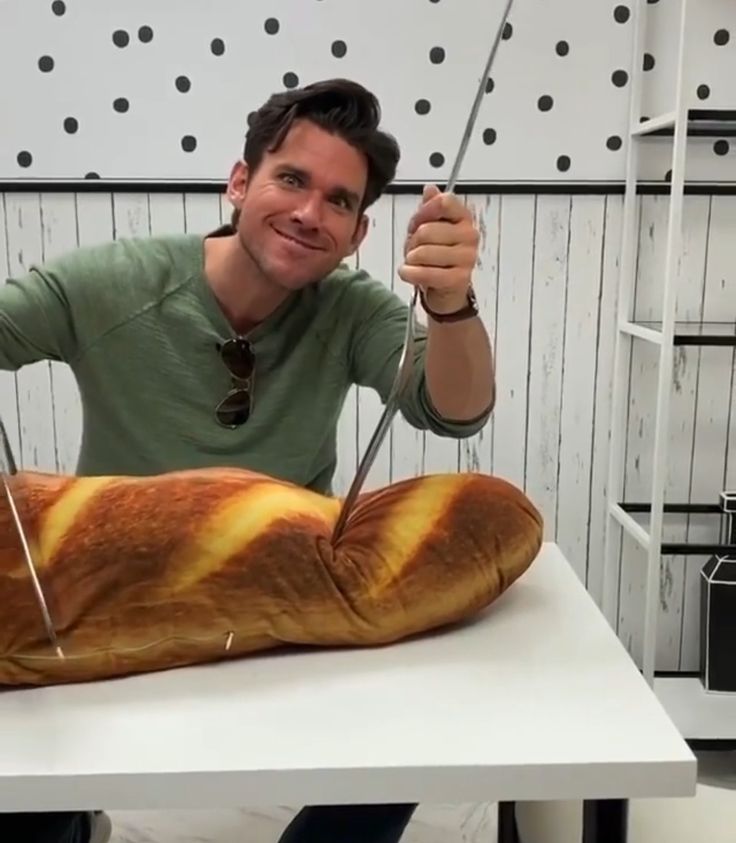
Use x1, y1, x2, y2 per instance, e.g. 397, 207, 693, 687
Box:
292, 192, 323, 228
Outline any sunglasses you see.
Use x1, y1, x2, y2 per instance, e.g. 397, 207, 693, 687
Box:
215, 337, 255, 428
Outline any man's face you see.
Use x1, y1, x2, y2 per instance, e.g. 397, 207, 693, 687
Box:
227, 119, 370, 290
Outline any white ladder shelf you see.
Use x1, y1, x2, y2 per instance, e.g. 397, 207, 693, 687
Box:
601, 0, 736, 739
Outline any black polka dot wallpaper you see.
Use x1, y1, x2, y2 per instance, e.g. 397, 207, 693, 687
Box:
2, 0, 735, 182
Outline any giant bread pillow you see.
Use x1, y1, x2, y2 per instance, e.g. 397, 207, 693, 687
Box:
0, 467, 543, 686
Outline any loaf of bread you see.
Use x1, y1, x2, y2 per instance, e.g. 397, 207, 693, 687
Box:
0, 467, 542, 686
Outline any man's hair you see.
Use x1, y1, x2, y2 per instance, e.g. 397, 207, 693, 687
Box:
232, 78, 400, 225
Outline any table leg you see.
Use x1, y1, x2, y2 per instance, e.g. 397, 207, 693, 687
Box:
582, 799, 628, 843
498, 799, 629, 843
497, 802, 520, 843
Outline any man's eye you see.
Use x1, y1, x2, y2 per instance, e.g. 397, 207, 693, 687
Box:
281, 173, 300, 186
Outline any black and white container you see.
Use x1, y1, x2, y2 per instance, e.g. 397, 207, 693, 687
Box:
699, 491, 736, 694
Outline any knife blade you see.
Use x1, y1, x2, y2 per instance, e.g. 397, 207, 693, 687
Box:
0, 418, 64, 659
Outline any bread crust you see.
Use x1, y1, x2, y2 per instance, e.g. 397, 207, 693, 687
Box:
0, 468, 543, 686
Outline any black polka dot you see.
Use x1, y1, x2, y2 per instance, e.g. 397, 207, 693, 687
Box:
63, 117, 78, 134
264, 18, 280, 35
697, 84, 711, 100
113, 97, 129, 113
38, 55, 54, 72
331, 40, 347, 58
643, 53, 655, 71
211, 38, 225, 56
502, 22, 513, 40
112, 30, 129, 48
483, 128, 497, 145
648, 0, 659, 3
175, 76, 191, 93
283, 72, 299, 88
538, 95, 554, 112
415, 99, 431, 115
429, 46, 445, 64
614, 5, 630, 23
612, 69, 629, 87
181, 135, 197, 153
429, 152, 445, 168
429, 0, 440, 3
84, 172, 100, 179
51, 1, 65, 15
607, 135, 622, 151
138, 26, 154, 43
17, 151, 32, 168
485, 77, 494, 94
714, 29, 730, 46
556, 40, 569, 56
714, 140, 730, 156
664, 169, 672, 182
557, 155, 571, 172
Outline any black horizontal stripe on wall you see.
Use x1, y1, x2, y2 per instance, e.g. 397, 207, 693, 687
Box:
2, 180, 736, 196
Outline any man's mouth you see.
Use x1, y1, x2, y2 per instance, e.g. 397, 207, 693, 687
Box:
273, 227, 323, 252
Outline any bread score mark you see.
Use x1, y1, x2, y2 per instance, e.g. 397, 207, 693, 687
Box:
2, 475, 116, 578
168, 483, 340, 590
344, 474, 467, 598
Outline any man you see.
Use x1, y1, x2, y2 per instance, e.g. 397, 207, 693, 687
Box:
0, 78, 495, 843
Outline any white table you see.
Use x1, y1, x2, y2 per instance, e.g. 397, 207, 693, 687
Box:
0, 543, 696, 842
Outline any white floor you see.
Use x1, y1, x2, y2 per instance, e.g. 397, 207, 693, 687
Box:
107, 803, 498, 843
106, 752, 736, 843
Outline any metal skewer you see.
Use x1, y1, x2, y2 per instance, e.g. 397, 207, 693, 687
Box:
0, 418, 64, 659
331, 0, 515, 543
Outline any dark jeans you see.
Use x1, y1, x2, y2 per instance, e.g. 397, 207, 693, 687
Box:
0, 812, 90, 843
0, 803, 418, 843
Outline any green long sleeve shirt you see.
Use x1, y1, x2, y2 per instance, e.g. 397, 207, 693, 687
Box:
0, 228, 490, 493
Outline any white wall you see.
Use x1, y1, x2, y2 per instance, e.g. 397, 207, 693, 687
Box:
1, 0, 736, 184
1, 187, 734, 674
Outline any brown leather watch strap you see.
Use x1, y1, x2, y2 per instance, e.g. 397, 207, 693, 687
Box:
419, 287, 480, 323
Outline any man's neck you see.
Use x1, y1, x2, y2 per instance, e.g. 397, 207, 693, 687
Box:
203, 230, 289, 335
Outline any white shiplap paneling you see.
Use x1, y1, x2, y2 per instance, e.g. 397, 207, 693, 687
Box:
525, 195, 571, 545
555, 196, 605, 583
0, 188, 734, 676
4, 193, 58, 472
487, 195, 535, 493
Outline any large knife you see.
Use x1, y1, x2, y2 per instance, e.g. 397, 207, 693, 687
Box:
0, 418, 64, 659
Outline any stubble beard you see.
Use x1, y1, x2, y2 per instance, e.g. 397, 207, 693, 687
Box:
235, 225, 283, 290
237, 224, 337, 292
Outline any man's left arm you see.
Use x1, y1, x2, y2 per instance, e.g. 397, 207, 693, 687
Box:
399, 184, 496, 421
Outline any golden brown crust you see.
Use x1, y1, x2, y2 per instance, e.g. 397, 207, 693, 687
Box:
0, 468, 542, 686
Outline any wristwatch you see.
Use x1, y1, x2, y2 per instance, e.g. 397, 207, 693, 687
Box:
419, 286, 479, 323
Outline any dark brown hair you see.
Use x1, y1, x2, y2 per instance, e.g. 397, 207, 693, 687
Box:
232, 78, 400, 225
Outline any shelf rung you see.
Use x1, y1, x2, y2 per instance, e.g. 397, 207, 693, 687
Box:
610, 503, 651, 550
619, 321, 664, 345
661, 542, 736, 556
632, 111, 677, 137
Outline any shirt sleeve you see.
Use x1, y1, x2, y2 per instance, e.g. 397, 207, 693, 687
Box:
345, 271, 492, 438
0, 237, 149, 372
0, 260, 79, 371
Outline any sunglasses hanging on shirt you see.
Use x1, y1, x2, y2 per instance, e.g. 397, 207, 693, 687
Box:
215, 337, 255, 428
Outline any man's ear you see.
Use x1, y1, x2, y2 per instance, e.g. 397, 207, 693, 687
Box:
227, 160, 250, 210
347, 213, 369, 256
